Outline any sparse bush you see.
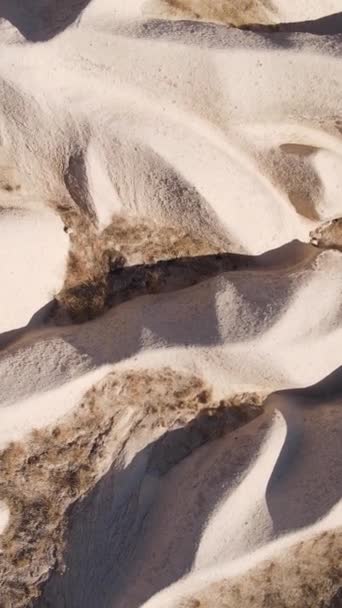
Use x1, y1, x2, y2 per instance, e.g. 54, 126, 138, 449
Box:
310, 219, 342, 252
148, 0, 275, 26
0, 368, 263, 607
179, 529, 342, 608
54, 208, 220, 322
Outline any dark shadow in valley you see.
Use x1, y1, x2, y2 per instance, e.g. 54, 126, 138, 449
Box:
128, 12, 342, 52
58, 238, 315, 327
0, 239, 316, 361
59, 240, 315, 368
1, 6, 342, 45
105, 239, 316, 310
0, 300, 56, 352
34, 401, 265, 608
248, 11, 342, 35
266, 366, 342, 537
21, 366, 342, 608
0, 0, 92, 42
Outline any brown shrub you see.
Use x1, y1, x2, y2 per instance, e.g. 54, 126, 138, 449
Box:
179, 529, 342, 608
54, 209, 221, 322
0, 368, 263, 607
310, 218, 342, 252
146, 0, 276, 26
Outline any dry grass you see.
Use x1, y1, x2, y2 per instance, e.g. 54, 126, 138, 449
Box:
100, 214, 219, 265
55, 208, 221, 322
0, 368, 263, 608
146, 0, 276, 26
180, 529, 342, 608
310, 219, 342, 252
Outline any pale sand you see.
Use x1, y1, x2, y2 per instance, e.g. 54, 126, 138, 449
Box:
0, 208, 68, 335
0, 502, 9, 536
0, 1, 341, 607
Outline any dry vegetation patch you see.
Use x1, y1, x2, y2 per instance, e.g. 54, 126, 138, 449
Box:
0, 368, 263, 608
180, 529, 342, 608
145, 0, 276, 26
55, 208, 221, 322
310, 218, 342, 252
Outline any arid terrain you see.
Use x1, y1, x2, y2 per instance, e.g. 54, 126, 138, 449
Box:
0, 1, 341, 607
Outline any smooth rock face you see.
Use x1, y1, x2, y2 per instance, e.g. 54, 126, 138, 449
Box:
0, 2, 341, 608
